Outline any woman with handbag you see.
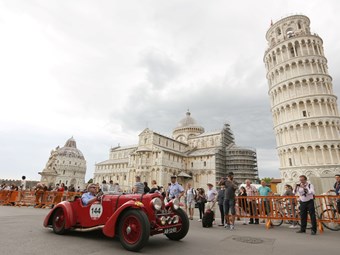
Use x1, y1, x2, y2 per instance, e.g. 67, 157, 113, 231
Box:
196, 188, 207, 222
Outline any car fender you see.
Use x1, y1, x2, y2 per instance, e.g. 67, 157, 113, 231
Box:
43, 201, 75, 229
102, 200, 145, 237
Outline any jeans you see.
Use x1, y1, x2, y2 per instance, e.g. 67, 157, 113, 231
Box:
219, 204, 224, 224
197, 202, 205, 219
248, 200, 259, 223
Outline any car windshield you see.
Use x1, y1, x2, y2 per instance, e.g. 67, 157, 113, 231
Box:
101, 185, 132, 195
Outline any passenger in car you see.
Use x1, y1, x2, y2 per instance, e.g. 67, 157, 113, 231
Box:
82, 184, 101, 205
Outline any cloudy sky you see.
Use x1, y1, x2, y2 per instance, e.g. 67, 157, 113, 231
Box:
1, 0, 340, 182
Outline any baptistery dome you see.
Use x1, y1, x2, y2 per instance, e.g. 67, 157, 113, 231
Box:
57, 137, 85, 159
39, 137, 86, 189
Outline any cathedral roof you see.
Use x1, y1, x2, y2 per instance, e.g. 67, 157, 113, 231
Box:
187, 147, 218, 156
194, 131, 221, 138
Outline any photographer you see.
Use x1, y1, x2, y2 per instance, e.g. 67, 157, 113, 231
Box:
294, 175, 317, 235
82, 183, 103, 206
219, 172, 238, 230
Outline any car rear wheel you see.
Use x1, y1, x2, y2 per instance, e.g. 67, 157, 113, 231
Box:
165, 208, 189, 241
118, 209, 150, 251
52, 208, 67, 235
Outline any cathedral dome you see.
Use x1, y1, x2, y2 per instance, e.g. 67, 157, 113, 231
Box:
176, 111, 200, 128
57, 137, 85, 159
173, 111, 204, 142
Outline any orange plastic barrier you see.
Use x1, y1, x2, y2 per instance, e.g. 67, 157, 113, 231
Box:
0, 190, 83, 208
0, 190, 10, 205
235, 195, 340, 233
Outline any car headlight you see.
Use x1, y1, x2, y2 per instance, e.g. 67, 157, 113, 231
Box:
166, 216, 172, 224
172, 198, 180, 210
151, 197, 162, 211
160, 216, 166, 225
172, 215, 179, 224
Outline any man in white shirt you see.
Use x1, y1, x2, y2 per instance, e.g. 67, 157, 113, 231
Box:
294, 175, 317, 235
207, 183, 217, 224
100, 180, 109, 193
167, 176, 184, 200
245, 179, 259, 224
185, 183, 196, 220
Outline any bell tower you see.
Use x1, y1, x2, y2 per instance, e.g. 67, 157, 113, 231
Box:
264, 15, 340, 191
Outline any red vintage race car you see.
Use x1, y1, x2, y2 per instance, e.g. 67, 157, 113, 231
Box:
43, 192, 189, 251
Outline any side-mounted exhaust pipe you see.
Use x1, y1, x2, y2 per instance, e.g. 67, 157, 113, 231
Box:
73, 225, 105, 232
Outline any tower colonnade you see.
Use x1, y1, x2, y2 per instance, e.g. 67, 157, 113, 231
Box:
270, 76, 334, 107
272, 96, 338, 125
264, 15, 340, 191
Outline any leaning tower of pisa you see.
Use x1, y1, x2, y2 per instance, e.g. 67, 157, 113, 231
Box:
264, 15, 340, 192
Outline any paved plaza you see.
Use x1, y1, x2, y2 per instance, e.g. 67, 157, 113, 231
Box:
0, 206, 339, 255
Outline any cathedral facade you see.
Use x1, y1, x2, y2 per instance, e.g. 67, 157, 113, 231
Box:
93, 112, 259, 188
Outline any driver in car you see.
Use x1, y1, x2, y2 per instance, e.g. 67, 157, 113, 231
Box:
82, 183, 102, 205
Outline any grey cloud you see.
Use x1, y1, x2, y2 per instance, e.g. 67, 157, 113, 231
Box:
140, 49, 181, 89
2, 0, 340, 182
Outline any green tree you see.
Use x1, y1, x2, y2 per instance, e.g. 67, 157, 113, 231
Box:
87, 178, 93, 184
262, 177, 273, 184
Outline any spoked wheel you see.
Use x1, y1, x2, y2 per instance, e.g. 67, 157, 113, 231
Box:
165, 208, 189, 240
118, 210, 150, 251
52, 208, 67, 234
270, 210, 283, 226
320, 209, 340, 231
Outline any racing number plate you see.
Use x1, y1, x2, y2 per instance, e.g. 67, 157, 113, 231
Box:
164, 227, 177, 234
90, 203, 103, 220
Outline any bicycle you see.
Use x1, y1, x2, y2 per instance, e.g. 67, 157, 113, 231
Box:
270, 198, 312, 229
318, 194, 340, 231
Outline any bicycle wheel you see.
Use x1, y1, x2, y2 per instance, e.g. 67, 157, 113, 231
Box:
270, 210, 283, 226
320, 209, 340, 231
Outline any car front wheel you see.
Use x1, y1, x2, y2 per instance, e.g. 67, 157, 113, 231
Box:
165, 208, 189, 241
118, 209, 150, 251
52, 208, 67, 235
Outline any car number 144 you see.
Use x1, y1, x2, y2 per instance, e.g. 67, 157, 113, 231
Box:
164, 227, 177, 234
89, 204, 103, 220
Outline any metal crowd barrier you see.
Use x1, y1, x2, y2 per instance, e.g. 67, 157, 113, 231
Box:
0, 190, 83, 208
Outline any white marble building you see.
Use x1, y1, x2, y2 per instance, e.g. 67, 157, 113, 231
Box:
264, 15, 340, 192
94, 112, 259, 188
39, 137, 87, 189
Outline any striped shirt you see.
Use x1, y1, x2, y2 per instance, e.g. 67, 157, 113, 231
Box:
134, 182, 144, 194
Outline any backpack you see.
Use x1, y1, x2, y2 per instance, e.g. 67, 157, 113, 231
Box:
202, 209, 214, 228
191, 188, 197, 200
